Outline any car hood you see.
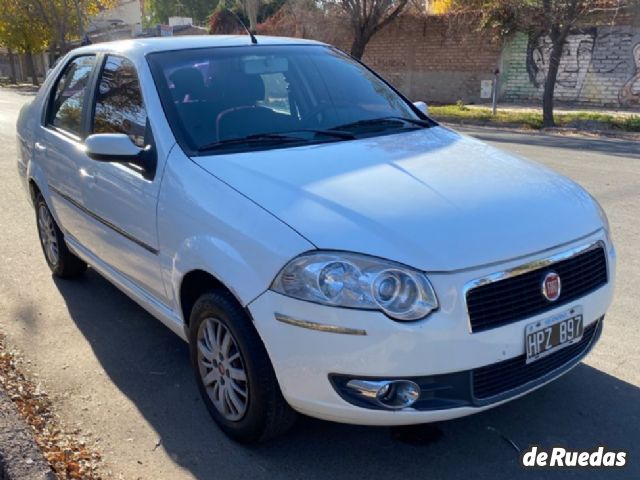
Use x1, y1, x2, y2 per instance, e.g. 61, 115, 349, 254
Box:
193, 127, 602, 272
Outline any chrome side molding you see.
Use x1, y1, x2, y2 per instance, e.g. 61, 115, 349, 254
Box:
274, 313, 367, 336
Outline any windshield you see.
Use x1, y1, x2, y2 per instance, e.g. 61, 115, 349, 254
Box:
147, 45, 433, 154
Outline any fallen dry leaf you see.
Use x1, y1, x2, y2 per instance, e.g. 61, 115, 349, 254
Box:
0, 335, 103, 479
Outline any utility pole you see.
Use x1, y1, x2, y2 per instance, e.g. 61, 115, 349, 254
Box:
492, 68, 500, 116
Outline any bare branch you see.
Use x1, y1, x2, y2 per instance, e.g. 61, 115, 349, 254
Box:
321, 0, 410, 58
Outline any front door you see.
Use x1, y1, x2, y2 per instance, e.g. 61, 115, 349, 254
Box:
80, 55, 166, 302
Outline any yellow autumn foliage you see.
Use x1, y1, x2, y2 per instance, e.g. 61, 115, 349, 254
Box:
430, 0, 453, 14
0, 0, 117, 52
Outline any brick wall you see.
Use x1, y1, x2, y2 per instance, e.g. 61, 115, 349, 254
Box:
259, 13, 503, 104
259, 11, 640, 108
502, 26, 640, 108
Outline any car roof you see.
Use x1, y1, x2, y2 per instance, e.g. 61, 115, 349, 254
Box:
70, 35, 328, 57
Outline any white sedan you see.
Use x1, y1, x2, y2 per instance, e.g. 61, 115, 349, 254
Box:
16, 35, 615, 442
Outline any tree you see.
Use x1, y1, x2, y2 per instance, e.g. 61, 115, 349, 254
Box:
1, 0, 116, 78
451, 0, 632, 127
208, 0, 285, 33
332, 0, 409, 59
146, 0, 219, 25
0, 0, 50, 85
210, 8, 244, 33
27, 0, 115, 57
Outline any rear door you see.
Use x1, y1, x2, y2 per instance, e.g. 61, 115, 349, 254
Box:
38, 55, 98, 244
80, 54, 166, 301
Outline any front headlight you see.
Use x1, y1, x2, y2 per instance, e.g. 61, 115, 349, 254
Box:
271, 252, 438, 321
591, 194, 612, 244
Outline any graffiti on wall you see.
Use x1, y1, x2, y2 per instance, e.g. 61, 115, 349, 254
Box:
527, 28, 597, 99
522, 27, 640, 107
619, 44, 640, 107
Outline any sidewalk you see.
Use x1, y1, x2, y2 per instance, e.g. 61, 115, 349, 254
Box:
430, 102, 640, 137
465, 102, 640, 118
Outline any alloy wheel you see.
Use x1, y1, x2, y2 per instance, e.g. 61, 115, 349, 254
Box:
196, 317, 249, 421
37, 204, 59, 267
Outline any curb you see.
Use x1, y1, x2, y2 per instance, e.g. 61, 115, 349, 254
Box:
439, 119, 640, 140
0, 85, 40, 94
0, 389, 55, 480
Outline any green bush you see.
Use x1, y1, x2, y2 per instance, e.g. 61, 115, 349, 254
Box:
621, 116, 640, 132
429, 105, 640, 133
455, 99, 468, 111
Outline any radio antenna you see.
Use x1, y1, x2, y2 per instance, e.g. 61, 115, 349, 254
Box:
226, 9, 257, 45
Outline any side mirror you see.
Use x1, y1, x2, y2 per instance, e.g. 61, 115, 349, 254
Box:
413, 101, 429, 116
84, 133, 143, 162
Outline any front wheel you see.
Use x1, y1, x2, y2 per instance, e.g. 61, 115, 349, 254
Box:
189, 291, 296, 442
35, 194, 87, 278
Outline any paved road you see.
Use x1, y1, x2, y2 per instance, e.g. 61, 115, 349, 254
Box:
1, 88, 638, 480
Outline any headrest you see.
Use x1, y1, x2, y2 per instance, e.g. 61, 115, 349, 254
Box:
223, 74, 265, 106
169, 67, 206, 102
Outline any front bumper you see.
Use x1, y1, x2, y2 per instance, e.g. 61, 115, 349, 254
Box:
247, 232, 615, 425
330, 318, 602, 411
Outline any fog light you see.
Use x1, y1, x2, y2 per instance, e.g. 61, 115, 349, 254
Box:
346, 379, 421, 410
376, 382, 391, 399
378, 380, 420, 409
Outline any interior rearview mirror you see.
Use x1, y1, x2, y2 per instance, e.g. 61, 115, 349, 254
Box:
242, 56, 289, 74
413, 101, 429, 116
84, 133, 143, 162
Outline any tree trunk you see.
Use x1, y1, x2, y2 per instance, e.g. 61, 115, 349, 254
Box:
25, 50, 40, 87
7, 49, 18, 84
244, 0, 258, 34
58, 19, 68, 54
350, 33, 369, 60
48, 40, 61, 68
542, 36, 565, 128
74, 0, 84, 38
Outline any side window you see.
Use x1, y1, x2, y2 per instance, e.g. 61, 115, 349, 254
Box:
93, 56, 148, 148
48, 55, 96, 136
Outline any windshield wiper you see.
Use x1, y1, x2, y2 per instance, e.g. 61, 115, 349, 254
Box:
331, 116, 431, 132
385, 116, 432, 127
196, 129, 355, 153
283, 129, 356, 140
196, 133, 304, 152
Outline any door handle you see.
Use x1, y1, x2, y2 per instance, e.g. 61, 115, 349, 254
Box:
34, 142, 47, 151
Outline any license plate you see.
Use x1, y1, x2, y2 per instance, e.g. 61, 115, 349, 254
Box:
525, 307, 583, 364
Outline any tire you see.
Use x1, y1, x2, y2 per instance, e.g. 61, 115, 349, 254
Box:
189, 290, 296, 443
35, 193, 87, 278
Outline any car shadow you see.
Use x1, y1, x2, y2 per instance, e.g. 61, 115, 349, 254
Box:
52, 270, 639, 480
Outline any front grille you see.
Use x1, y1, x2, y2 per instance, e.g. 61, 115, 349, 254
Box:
466, 245, 607, 332
472, 320, 599, 400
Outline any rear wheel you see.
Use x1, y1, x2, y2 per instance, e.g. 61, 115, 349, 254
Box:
189, 291, 296, 442
35, 194, 87, 278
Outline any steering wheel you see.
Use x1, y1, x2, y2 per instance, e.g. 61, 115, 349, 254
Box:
300, 104, 336, 125
216, 105, 272, 141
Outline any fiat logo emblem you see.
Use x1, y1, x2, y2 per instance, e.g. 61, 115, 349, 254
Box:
542, 272, 561, 302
